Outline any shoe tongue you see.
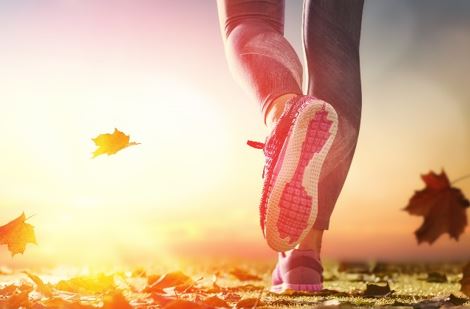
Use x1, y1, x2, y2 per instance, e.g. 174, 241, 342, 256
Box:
266, 96, 301, 148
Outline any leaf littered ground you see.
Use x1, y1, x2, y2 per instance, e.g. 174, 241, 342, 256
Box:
0, 260, 469, 308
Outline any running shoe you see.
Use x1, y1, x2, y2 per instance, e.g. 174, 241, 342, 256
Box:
271, 249, 323, 293
248, 96, 338, 251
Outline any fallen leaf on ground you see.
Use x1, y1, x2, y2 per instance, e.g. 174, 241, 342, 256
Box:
448, 293, 468, 305
54, 273, 115, 294
150, 293, 176, 306
404, 170, 469, 244
102, 292, 132, 309
0, 284, 19, 296
0, 212, 36, 256
236, 297, 264, 308
413, 297, 447, 309
203, 295, 230, 308
92, 128, 140, 158
23, 271, 53, 297
204, 274, 222, 293
163, 299, 204, 309
6, 290, 31, 308
363, 282, 393, 297
461, 262, 470, 297
223, 292, 241, 302
143, 271, 193, 293
40, 297, 97, 309
230, 268, 262, 281
147, 274, 161, 285
425, 272, 447, 283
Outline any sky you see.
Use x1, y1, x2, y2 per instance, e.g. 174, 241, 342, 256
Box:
0, 0, 469, 270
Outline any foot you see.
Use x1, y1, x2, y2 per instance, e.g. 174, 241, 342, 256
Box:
248, 96, 338, 251
271, 249, 323, 293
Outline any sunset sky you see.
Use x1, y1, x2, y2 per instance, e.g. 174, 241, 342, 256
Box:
1, 0, 469, 270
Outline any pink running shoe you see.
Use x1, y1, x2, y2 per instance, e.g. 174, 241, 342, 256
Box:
271, 249, 323, 293
248, 96, 338, 251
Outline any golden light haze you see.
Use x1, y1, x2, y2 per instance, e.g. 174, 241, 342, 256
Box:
0, 1, 469, 269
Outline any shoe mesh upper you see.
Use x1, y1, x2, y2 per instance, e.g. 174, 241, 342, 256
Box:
256, 96, 309, 235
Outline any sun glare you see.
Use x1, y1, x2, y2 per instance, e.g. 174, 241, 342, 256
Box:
1, 75, 235, 268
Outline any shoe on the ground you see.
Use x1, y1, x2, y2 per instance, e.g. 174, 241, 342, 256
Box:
271, 249, 323, 293
248, 96, 338, 252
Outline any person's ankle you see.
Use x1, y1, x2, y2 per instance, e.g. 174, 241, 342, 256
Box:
265, 94, 298, 130
296, 228, 323, 253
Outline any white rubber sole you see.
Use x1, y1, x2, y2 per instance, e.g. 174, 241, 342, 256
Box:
270, 282, 323, 294
264, 99, 338, 252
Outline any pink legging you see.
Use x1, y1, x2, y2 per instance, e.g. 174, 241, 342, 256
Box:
217, 0, 364, 230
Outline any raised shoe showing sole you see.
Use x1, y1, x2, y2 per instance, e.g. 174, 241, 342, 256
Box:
264, 99, 338, 252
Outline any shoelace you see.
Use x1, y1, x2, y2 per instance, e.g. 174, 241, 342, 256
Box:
246, 140, 265, 149
247, 140, 268, 178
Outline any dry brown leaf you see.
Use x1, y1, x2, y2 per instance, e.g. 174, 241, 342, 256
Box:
426, 272, 447, 283
92, 128, 140, 158
363, 282, 393, 298
404, 170, 469, 244
0, 212, 36, 256
448, 293, 468, 305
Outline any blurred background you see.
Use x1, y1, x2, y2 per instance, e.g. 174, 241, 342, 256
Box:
0, 0, 469, 270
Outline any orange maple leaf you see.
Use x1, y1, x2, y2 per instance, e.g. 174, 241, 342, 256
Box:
404, 170, 469, 244
92, 128, 140, 158
0, 213, 37, 256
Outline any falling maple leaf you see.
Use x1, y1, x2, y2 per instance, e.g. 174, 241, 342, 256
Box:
404, 170, 469, 244
92, 128, 140, 158
0, 213, 36, 256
